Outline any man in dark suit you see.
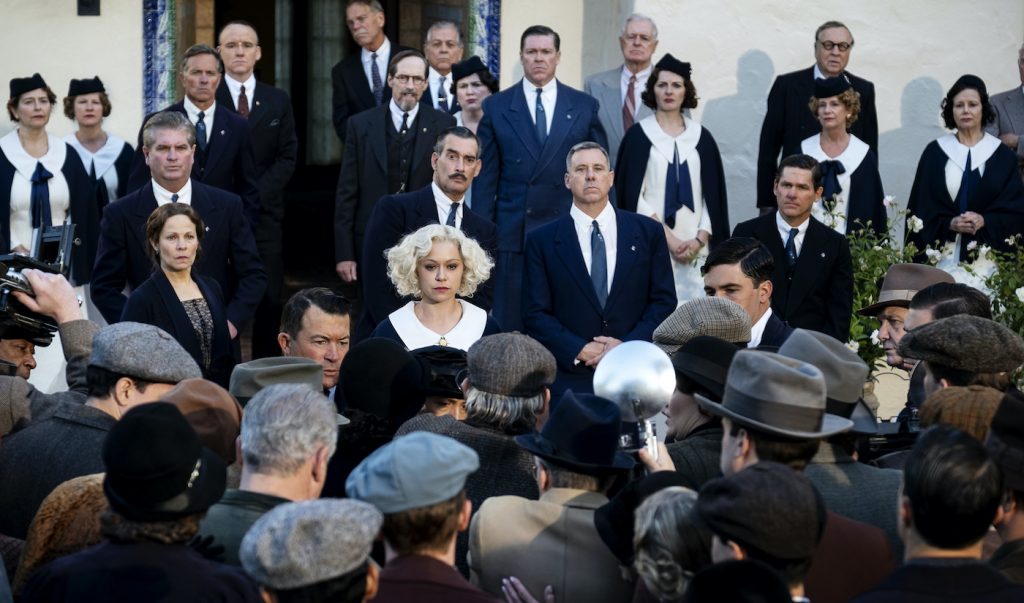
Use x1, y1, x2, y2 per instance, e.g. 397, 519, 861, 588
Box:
92, 112, 266, 334
473, 25, 608, 332
216, 21, 298, 359
702, 236, 793, 348
331, 0, 410, 142
359, 126, 497, 339
523, 142, 675, 397
756, 21, 877, 210
420, 21, 463, 115
127, 44, 260, 225
733, 154, 853, 341
334, 50, 456, 287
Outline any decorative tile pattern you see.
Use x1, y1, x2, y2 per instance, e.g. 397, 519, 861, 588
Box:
142, 0, 176, 115
469, 0, 500, 78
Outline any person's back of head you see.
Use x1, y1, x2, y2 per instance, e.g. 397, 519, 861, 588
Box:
463, 333, 556, 432
909, 282, 992, 320
633, 486, 712, 601
903, 424, 1003, 553
701, 237, 774, 285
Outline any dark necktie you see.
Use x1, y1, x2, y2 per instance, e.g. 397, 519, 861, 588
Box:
446, 202, 458, 227
371, 52, 384, 106
399, 112, 409, 136
623, 74, 636, 131
534, 88, 547, 147
237, 84, 250, 118
663, 143, 694, 229
957, 150, 981, 214
29, 162, 53, 229
785, 227, 799, 269
819, 159, 846, 204
438, 76, 450, 112
171, 193, 179, 203
591, 220, 608, 307
196, 111, 208, 153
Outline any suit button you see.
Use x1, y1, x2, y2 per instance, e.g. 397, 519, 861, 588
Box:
526, 208, 533, 215
602, 321, 608, 328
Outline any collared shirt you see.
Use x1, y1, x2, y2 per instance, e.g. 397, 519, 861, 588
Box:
388, 98, 420, 133
182, 97, 216, 145
432, 181, 463, 229
361, 37, 392, 92
620, 64, 652, 107
748, 307, 774, 348
152, 178, 193, 206
223, 73, 256, 111
569, 202, 617, 293
522, 77, 557, 135
428, 66, 452, 111
775, 210, 809, 257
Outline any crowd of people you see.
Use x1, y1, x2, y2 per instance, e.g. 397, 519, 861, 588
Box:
2, 0, 1024, 600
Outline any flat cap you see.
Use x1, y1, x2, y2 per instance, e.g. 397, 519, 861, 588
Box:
986, 389, 1024, 491
90, 322, 201, 383
230, 357, 348, 425
467, 333, 555, 397
898, 315, 1024, 373
920, 385, 1002, 442
858, 264, 954, 316
346, 432, 479, 514
162, 378, 243, 464
653, 297, 751, 355
240, 499, 382, 590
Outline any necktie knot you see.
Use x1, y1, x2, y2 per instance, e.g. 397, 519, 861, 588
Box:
171, 193, 179, 202
198, 111, 205, 121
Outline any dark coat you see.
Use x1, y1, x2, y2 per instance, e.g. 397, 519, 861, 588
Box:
375, 555, 499, 603
0, 403, 115, 539
333, 105, 456, 263
0, 142, 100, 284
851, 558, 1024, 602
121, 271, 235, 388
90, 181, 267, 328
614, 122, 730, 249
523, 210, 676, 397
732, 213, 853, 341
664, 421, 723, 490
127, 102, 261, 226
196, 489, 290, 567
359, 185, 498, 338
906, 139, 1024, 260
991, 539, 1024, 585
757, 66, 878, 208
759, 311, 795, 348
330, 43, 412, 141
20, 540, 261, 602
805, 511, 897, 603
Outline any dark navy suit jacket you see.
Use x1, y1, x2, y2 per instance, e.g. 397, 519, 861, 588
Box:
472, 81, 608, 254
127, 102, 261, 226
359, 184, 497, 339
91, 181, 267, 328
523, 208, 676, 396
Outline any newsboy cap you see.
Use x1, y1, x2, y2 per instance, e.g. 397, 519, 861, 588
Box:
696, 462, 826, 561
857, 264, 954, 316
90, 322, 201, 383
240, 499, 382, 590
920, 385, 1002, 443
467, 333, 556, 397
162, 378, 243, 464
898, 315, 1024, 374
653, 297, 751, 355
986, 389, 1024, 491
346, 432, 479, 514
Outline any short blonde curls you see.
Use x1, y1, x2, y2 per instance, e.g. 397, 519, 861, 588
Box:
807, 87, 861, 127
386, 224, 494, 299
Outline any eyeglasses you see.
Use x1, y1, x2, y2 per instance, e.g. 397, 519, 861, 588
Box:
818, 40, 853, 52
392, 74, 426, 85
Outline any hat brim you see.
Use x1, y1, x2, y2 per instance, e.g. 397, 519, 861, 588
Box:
515, 432, 635, 474
856, 298, 910, 317
695, 393, 854, 439
848, 399, 878, 435
105, 446, 227, 522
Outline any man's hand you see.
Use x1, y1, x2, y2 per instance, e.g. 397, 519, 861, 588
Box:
577, 341, 604, 365
12, 269, 82, 324
587, 336, 622, 367
336, 261, 358, 283
638, 441, 676, 473
999, 133, 1020, 150
503, 577, 554, 603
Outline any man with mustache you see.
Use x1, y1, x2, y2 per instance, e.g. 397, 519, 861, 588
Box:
334, 50, 456, 331
357, 126, 496, 339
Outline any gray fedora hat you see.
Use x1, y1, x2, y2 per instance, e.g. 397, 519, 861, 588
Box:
778, 329, 877, 435
857, 264, 954, 316
697, 350, 853, 439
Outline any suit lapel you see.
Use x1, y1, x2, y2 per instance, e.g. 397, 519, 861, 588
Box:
131, 186, 159, 249
554, 217, 602, 313
501, 84, 541, 161
369, 107, 389, 172
787, 219, 827, 315
595, 73, 623, 143
413, 186, 437, 226
756, 213, 790, 302
411, 111, 437, 175
345, 57, 376, 111
536, 83, 577, 174
201, 105, 233, 176
604, 210, 638, 312
247, 83, 269, 126
152, 271, 203, 356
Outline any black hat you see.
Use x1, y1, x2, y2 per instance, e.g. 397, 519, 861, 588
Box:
412, 345, 468, 399
0, 322, 52, 347
340, 338, 424, 425
102, 402, 226, 522
594, 471, 691, 564
813, 76, 851, 99
672, 335, 740, 401
67, 76, 105, 97
515, 390, 635, 474
451, 56, 489, 83
10, 74, 47, 99
986, 389, 1024, 491
683, 559, 792, 603
655, 54, 691, 79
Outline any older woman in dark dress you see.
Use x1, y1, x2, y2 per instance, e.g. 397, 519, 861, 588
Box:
63, 76, 133, 209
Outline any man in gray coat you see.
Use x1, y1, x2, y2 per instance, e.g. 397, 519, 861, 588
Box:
986, 42, 1024, 181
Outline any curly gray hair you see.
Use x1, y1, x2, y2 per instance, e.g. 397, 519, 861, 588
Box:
240, 384, 338, 476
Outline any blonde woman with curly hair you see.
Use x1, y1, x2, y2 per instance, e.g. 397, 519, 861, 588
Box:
372, 224, 499, 349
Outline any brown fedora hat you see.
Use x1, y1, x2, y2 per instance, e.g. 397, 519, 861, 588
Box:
857, 264, 954, 316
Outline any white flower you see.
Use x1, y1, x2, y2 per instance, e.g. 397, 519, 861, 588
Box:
924, 248, 942, 261
882, 195, 895, 208
1016, 286, 1024, 304
870, 330, 880, 346
967, 240, 978, 251
979, 244, 991, 258
872, 245, 882, 251
845, 340, 860, 353
907, 215, 924, 233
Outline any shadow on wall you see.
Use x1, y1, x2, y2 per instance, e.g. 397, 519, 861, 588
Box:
879, 76, 948, 244
701, 49, 774, 229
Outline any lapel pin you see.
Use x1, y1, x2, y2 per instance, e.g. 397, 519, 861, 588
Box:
631, 245, 636, 251
255, 101, 261, 106
219, 130, 225, 135
205, 226, 210, 232
422, 127, 428, 132
820, 252, 826, 258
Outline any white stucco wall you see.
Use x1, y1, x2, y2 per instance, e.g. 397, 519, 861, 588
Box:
499, 0, 584, 89
0, 0, 143, 143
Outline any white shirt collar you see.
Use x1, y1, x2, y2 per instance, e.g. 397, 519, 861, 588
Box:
432, 181, 463, 227
224, 73, 256, 107
361, 37, 391, 63
182, 96, 216, 121
570, 200, 615, 231
775, 210, 810, 256
523, 76, 557, 97
388, 98, 420, 132
152, 178, 192, 205
621, 63, 652, 84
747, 307, 773, 348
